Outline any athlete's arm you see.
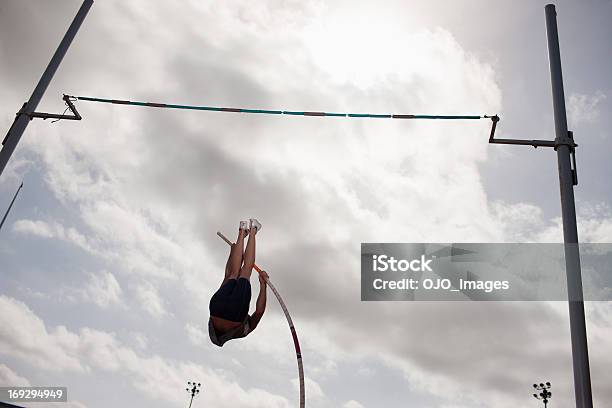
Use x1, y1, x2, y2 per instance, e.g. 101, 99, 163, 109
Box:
249, 271, 268, 331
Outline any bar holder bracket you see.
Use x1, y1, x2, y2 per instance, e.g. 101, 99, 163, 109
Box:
487, 115, 577, 185
3, 95, 81, 146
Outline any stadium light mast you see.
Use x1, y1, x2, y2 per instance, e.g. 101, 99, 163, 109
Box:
185, 381, 201, 408
0, 0, 90, 180
533, 382, 552, 408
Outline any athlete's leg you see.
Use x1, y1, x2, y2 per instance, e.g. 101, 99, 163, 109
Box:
222, 227, 247, 286
238, 227, 257, 280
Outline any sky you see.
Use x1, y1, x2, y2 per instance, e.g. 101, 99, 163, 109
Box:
0, 0, 611, 407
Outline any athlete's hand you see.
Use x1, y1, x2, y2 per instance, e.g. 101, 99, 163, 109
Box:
259, 271, 269, 285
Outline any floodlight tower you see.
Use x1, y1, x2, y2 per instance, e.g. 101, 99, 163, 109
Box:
185, 381, 201, 408
533, 382, 552, 407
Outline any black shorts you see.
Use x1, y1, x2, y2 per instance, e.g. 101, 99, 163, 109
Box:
209, 278, 252, 322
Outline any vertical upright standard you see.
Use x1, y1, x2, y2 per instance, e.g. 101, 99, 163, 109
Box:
0, 0, 93, 179
545, 4, 592, 408
488, 5, 592, 407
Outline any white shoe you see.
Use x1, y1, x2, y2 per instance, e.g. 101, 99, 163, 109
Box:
239, 220, 249, 233
249, 218, 262, 232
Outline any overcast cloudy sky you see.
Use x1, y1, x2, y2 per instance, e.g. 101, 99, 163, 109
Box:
1, 1, 611, 407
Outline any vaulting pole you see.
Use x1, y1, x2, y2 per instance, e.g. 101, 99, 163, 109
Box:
0, 0, 93, 179
545, 5, 592, 407
217, 231, 305, 408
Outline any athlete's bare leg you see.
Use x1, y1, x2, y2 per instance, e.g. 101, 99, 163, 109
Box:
221, 228, 246, 286
238, 228, 257, 280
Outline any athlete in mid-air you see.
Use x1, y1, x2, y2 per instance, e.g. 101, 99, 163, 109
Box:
209, 219, 268, 347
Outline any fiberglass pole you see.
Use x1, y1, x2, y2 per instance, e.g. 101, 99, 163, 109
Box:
545, 4, 592, 408
0, 0, 93, 179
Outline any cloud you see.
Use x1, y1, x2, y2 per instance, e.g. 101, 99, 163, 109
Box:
0, 364, 30, 386
64, 402, 89, 408
0, 156, 33, 190
0, 296, 85, 372
0, 364, 89, 408
134, 282, 169, 319
527, 202, 612, 243
291, 376, 324, 399
489, 201, 612, 243
81, 271, 123, 308
0, 294, 290, 407
185, 323, 208, 346
343, 400, 366, 408
2, 1, 611, 407
568, 91, 607, 126
13, 219, 55, 238
13, 218, 95, 253
5, 3, 525, 404
490, 201, 545, 242
128, 332, 149, 351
